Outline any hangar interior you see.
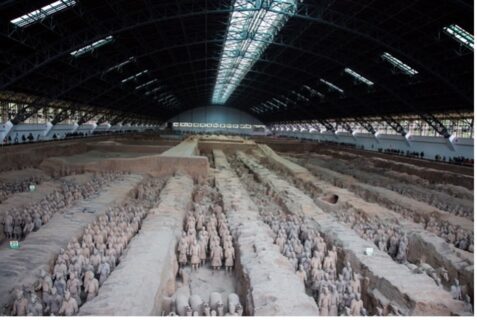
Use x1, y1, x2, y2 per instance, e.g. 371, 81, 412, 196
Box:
0, 0, 474, 317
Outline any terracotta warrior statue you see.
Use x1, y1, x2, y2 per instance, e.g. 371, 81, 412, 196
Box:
58, 291, 78, 316
11, 289, 28, 316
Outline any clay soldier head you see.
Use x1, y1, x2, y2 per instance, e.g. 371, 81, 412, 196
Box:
235, 304, 243, 316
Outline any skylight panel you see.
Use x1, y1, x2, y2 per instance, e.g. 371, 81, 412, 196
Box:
344, 68, 374, 86
145, 86, 163, 96
302, 85, 324, 98
70, 35, 114, 57
121, 69, 148, 83
11, 0, 76, 28
105, 57, 135, 73
272, 98, 287, 107
212, 0, 298, 105
292, 90, 309, 101
320, 78, 344, 94
135, 79, 157, 90
443, 24, 474, 51
381, 52, 418, 76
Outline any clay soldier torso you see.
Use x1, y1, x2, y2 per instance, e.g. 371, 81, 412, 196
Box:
351, 277, 361, 294
198, 238, 207, 261
27, 297, 43, 316
12, 295, 28, 316
60, 296, 78, 316
3, 215, 13, 237
45, 290, 63, 315
318, 290, 331, 316
86, 276, 99, 301
67, 277, 81, 300
350, 297, 364, 316
211, 245, 223, 267
224, 247, 235, 267
99, 261, 111, 285
190, 243, 201, 265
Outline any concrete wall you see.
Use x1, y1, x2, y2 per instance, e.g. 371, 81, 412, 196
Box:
276, 131, 474, 160
7, 123, 52, 142
0, 122, 159, 145
45, 123, 78, 139
168, 106, 269, 135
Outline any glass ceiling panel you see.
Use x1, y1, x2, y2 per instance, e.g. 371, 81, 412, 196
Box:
320, 78, 344, 94
212, 0, 298, 105
344, 68, 374, 86
11, 0, 76, 28
121, 69, 148, 83
70, 35, 114, 57
135, 79, 157, 90
443, 24, 474, 51
105, 57, 135, 73
381, 52, 418, 76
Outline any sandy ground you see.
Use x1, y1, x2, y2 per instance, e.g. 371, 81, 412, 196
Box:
55, 150, 152, 165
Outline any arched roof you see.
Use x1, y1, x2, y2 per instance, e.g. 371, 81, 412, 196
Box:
0, 0, 473, 124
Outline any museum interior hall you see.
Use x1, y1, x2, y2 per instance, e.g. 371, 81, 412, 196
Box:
0, 0, 474, 317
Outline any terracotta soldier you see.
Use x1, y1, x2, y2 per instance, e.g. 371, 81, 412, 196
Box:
329, 285, 339, 316
27, 294, 43, 316
224, 244, 235, 272
310, 250, 322, 270
318, 287, 331, 316
98, 258, 111, 285
350, 272, 361, 294
296, 264, 307, 284
58, 291, 78, 316
44, 286, 62, 315
451, 279, 463, 300
190, 240, 201, 271
210, 243, 223, 271
90, 249, 102, 275
11, 289, 28, 316
3, 213, 13, 239
54, 274, 67, 297
463, 295, 473, 313
178, 235, 189, 267
36, 269, 53, 305
342, 261, 352, 281
67, 272, 82, 305
350, 293, 364, 316
84, 271, 99, 301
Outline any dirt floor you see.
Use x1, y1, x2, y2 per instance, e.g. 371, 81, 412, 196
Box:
0, 134, 473, 316
54, 150, 153, 165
